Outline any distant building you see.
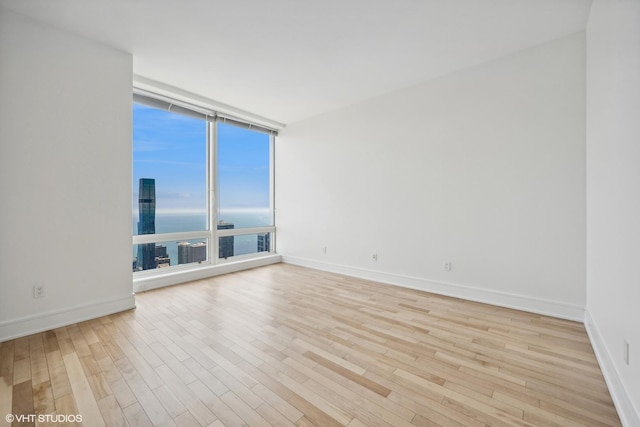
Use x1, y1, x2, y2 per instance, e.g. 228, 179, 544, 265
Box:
178, 242, 191, 264
257, 233, 270, 252
217, 220, 235, 258
189, 242, 207, 263
178, 241, 207, 264
155, 245, 167, 258
155, 245, 170, 268
137, 178, 156, 270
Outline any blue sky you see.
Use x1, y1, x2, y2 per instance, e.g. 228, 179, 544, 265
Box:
133, 103, 271, 214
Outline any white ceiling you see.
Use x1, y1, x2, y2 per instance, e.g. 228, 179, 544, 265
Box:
0, 0, 592, 125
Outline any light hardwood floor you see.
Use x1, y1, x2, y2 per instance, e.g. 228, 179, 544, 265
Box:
0, 264, 621, 426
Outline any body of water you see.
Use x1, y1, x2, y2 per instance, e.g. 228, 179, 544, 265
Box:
133, 209, 272, 269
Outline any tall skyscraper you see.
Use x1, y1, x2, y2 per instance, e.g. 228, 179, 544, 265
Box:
137, 178, 156, 270
217, 220, 235, 259
257, 233, 270, 253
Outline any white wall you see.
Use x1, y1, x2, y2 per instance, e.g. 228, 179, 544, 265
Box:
586, 1, 640, 425
0, 9, 135, 341
277, 33, 586, 320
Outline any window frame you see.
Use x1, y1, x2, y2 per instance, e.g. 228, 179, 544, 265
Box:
131, 89, 276, 277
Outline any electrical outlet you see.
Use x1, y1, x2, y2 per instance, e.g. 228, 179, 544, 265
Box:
624, 340, 630, 365
33, 285, 45, 298
372, 253, 378, 262
444, 262, 452, 272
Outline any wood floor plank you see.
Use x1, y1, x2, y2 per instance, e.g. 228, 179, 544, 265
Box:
147, 342, 197, 385
152, 385, 187, 419
154, 366, 218, 426
283, 350, 415, 424
13, 338, 29, 362
0, 264, 622, 427
220, 390, 271, 427
12, 380, 34, 427
43, 330, 60, 355
122, 402, 154, 427
288, 394, 344, 427
28, 334, 49, 387
67, 324, 92, 359
181, 358, 228, 397
172, 411, 200, 427
256, 401, 298, 427
53, 328, 75, 357
111, 335, 164, 390
275, 367, 353, 426
250, 381, 303, 423
0, 369, 12, 426
97, 394, 130, 427
185, 379, 238, 426
388, 390, 486, 427
87, 372, 113, 401
62, 352, 106, 427
32, 380, 55, 416
208, 364, 263, 409
302, 376, 411, 427
12, 358, 31, 386
55, 393, 79, 427
109, 376, 138, 409
96, 354, 124, 384
303, 351, 391, 397
44, 349, 72, 402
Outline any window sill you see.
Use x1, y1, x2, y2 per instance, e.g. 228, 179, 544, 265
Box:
133, 253, 281, 293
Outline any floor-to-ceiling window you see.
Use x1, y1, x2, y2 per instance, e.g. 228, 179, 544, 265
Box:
216, 120, 274, 260
132, 91, 276, 274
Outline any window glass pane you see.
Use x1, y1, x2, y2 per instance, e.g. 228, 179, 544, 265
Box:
133, 239, 209, 271
133, 103, 207, 236
217, 122, 272, 228
132, 95, 276, 276
218, 232, 272, 259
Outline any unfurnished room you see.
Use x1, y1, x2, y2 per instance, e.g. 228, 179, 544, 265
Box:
0, 0, 638, 426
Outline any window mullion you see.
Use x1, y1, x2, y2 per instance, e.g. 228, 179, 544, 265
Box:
270, 134, 276, 253
209, 119, 219, 263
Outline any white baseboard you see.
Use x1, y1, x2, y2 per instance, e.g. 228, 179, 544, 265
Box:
281, 256, 585, 321
0, 294, 136, 342
585, 310, 640, 427
134, 254, 282, 292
